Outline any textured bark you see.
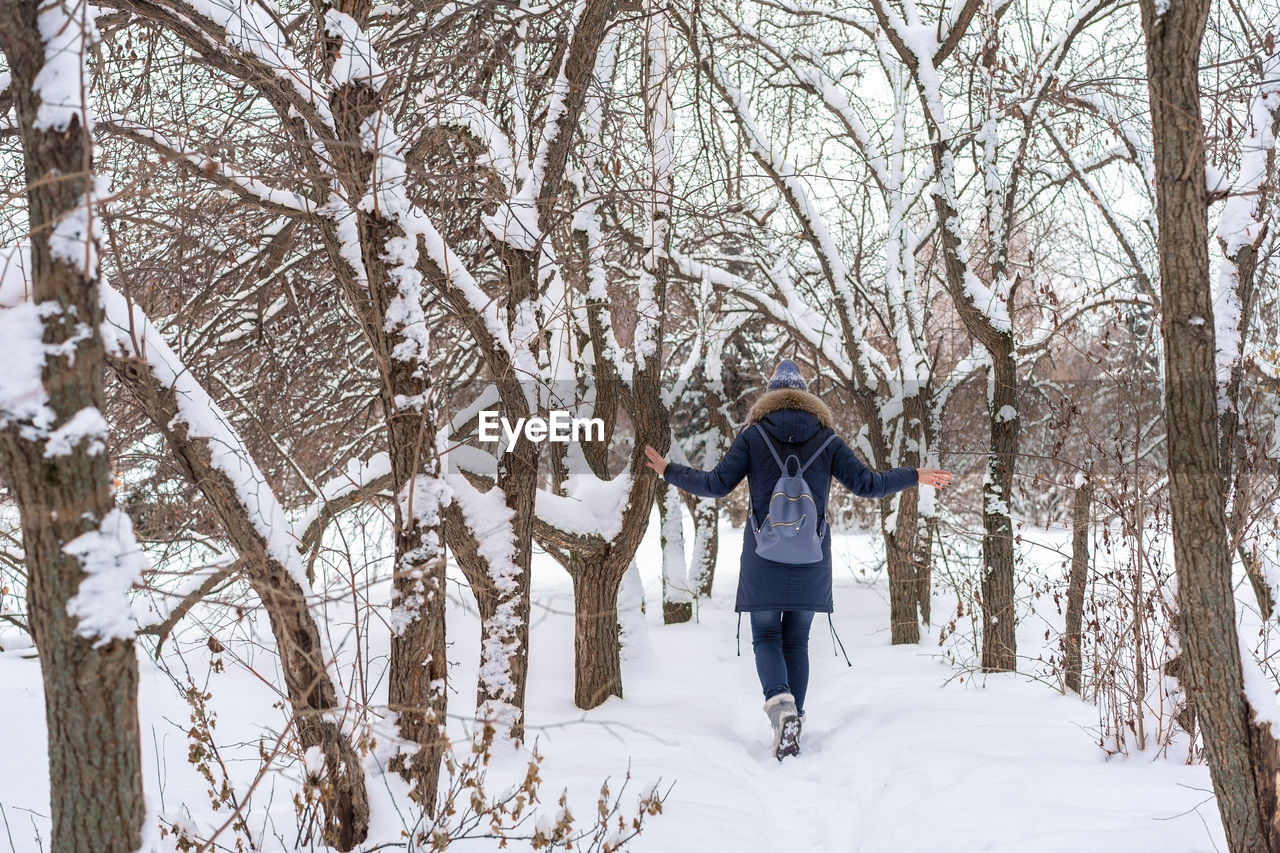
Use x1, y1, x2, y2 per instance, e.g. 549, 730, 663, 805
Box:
443, 486, 531, 744
0, 4, 147, 850
886, 390, 928, 644
915, 514, 935, 625
4, 444, 148, 853
1064, 480, 1092, 694
1241, 545, 1274, 622
1141, 0, 1280, 849
885, 485, 921, 646
387, 550, 447, 812
106, 355, 369, 849
662, 599, 694, 624
572, 566, 625, 709
384, 375, 446, 810
980, 350, 1020, 671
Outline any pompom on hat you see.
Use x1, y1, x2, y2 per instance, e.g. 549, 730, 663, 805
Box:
767, 359, 807, 391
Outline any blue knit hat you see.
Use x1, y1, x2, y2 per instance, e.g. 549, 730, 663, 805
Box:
767, 359, 807, 391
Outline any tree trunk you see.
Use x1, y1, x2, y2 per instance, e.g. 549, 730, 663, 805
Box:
884, 391, 929, 644
4, 473, 147, 853
885, 486, 922, 645
915, 513, 935, 625
660, 482, 693, 624
691, 497, 719, 598
916, 123, 1021, 670
384, 402, 447, 814
443, 493, 529, 744
572, 565, 625, 709
388, 552, 447, 810
1064, 479, 1092, 694
378, 332, 448, 809
1214, 84, 1279, 618
495, 432, 537, 734
1142, 0, 1280, 847
1241, 545, 1274, 622
21, 516, 146, 852
0, 4, 147, 849
980, 351, 1020, 672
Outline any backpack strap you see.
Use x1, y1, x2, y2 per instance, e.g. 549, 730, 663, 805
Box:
749, 426, 785, 528
757, 425, 835, 474
798, 432, 839, 475
755, 424, 786, 471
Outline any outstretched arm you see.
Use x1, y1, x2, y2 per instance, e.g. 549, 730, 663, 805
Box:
644, 431, 751, 498
832, 437, 952, 498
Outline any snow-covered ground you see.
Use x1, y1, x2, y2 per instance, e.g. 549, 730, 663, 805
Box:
0, 520, 1228, 851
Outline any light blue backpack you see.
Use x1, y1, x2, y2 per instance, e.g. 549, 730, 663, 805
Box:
751, 426, 838, 564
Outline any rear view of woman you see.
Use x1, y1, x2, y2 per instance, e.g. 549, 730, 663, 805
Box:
644, 359, 952, 760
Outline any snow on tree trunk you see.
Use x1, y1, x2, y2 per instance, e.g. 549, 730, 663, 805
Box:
619, 559, 653, 664
1215, 48, 1280, 619
884, 487, 922, 645
442, 475, 526, 744
0, 3, 147, 850
690, 496, 719, 599
659, 482, 693, 624
885, 392, 931, 644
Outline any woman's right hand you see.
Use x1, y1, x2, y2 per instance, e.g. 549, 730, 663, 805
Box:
916, 468, 953, 488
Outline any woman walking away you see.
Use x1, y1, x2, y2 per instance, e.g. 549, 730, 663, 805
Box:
644, 359, 952, 761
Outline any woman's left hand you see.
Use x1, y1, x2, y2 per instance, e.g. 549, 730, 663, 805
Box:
916, 468, 953, 488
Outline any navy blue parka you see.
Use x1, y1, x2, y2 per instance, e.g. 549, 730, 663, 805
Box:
662, 388, 918, 613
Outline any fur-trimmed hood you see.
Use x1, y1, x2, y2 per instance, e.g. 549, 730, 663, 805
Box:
746, 388, 834, 430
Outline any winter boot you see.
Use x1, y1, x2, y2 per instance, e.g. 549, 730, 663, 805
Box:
764, 692, 801, 761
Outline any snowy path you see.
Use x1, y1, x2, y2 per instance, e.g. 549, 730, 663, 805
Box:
513, 527, 1226, 853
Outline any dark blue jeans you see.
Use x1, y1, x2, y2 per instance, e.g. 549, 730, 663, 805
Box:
749, 610, 815, 714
